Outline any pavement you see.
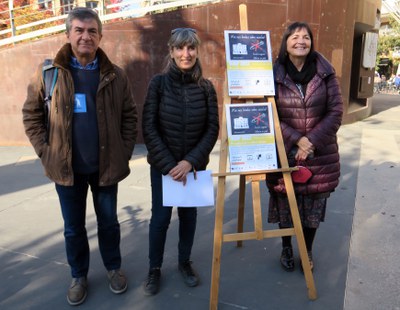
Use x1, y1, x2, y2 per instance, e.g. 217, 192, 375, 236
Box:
0, 93, 399, 310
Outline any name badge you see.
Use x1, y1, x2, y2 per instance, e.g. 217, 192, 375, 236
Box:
74, 93, 87, 113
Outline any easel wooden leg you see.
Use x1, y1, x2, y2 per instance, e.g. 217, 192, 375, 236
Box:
236, 174, 246, 247
248, 174, 264, 240
210, 176, 227, 310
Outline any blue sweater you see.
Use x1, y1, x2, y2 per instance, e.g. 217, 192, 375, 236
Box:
71, 67, 100, 174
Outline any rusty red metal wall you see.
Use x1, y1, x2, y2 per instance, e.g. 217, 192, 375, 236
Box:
0, 0, 379, 145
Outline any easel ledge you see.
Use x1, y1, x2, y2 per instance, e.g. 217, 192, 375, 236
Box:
212, 167, 298, 177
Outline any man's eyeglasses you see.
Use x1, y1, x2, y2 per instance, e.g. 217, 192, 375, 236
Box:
171, 28, 197, 35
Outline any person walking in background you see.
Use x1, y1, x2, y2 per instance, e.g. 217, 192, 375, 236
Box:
22, 7, 137, 306
374, 71, 381, 93
142, 27, 219, 295
380, 74, 387, 91
266, 22, 343, 272
394, 74, 400, 92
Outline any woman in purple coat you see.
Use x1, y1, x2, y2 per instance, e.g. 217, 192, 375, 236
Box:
267, 22, 343, 272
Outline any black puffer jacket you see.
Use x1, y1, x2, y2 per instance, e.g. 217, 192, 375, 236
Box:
142, 64, 219, 174
271, 52, 343, 194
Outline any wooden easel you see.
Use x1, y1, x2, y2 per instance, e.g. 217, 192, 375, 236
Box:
209, 5, 317, 310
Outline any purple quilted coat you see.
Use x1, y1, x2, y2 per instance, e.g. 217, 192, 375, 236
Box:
272, 52, 343, 195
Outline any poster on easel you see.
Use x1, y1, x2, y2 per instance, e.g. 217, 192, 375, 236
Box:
225, 102, 278, 172
224, 30, 275, 96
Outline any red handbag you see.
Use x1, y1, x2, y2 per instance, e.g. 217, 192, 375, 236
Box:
291, 161, 312, 183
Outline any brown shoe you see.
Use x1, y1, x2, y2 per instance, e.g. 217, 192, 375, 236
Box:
107, 269, 128, 294
67, 277, 87, 306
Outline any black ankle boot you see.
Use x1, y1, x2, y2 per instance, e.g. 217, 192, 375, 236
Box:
178, 260, 199, 287
301, 251, 314, 273
308, 251, 314, 271
280, 246, 295, 271
143, 268, 161, 296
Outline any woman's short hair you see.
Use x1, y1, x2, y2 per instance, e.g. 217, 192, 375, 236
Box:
277, 22, 314, 64
66, 7, 102, 35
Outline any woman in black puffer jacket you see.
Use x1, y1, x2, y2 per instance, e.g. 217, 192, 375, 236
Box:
267, 22, 343, 272
142, 28, 219, 295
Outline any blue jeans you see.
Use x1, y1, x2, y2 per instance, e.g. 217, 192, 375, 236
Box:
55, 173, 121, 278
149, 167, 197, 268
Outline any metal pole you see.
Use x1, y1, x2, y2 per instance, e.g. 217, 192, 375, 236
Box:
8, 0, 16, 37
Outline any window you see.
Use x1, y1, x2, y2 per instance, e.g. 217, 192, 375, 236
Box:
86, 1, 98, 9
61, 0, 74, 14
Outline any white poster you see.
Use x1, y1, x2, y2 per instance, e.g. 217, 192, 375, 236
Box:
224, 30, 275, 96
225, 102, 278, 172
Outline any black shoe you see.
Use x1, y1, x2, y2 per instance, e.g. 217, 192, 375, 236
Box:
280, 246, 295, 272
308, 251, 314, 271
301, 251, 314, 273
143, 268, 161, 296
178, 261, 199, 287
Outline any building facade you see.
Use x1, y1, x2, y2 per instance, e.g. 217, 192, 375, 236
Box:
0, 0, 382, 144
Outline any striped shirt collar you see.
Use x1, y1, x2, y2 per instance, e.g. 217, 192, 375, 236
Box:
70, 56, 99, 70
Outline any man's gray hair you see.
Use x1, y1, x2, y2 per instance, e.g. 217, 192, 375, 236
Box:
65, 7, 102, 34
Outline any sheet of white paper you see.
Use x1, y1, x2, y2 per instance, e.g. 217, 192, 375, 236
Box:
162, 170, 215, 207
